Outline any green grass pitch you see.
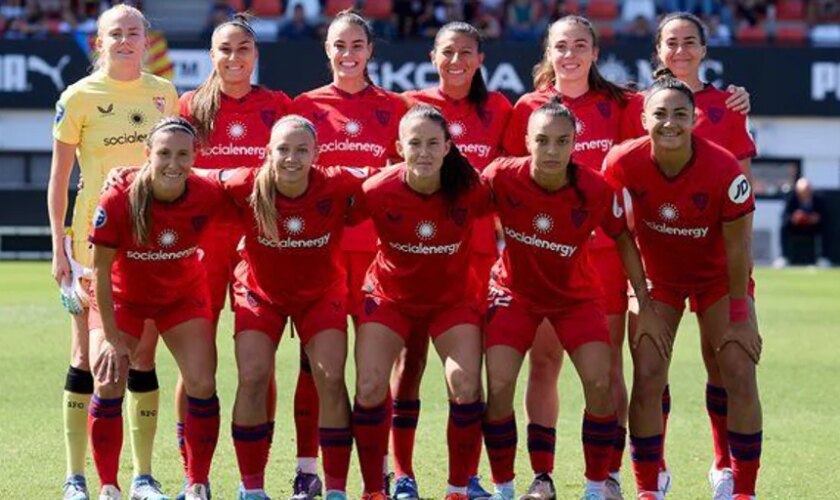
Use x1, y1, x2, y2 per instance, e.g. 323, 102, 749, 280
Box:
1, 263, 838, 499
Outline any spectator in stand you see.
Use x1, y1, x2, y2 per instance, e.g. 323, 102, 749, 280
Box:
620, 14, 654, 40
505, 0, 544, 40
285, 0, 321, 24
808, 0, 840, 43
473, 4, 502, 39
734, 0, 769, 26
418, 1, 465, 38
279, 3, 317, 39
10, 0, 78, 37
395, 0, 425, 38
705, 13, 732, 45
201, 0, 235, 41
780, 177, 828, 266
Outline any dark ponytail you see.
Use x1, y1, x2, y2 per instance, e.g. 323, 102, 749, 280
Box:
644, 74, 696, 110
401, 104, 479, 204
534, 16, 631, 107
328, 10, 375, 86
434, 22, 489, 112
529, 96, 586, 205
652, 12, 708, 76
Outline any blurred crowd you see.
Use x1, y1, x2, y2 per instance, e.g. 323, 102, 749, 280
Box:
1, 0, 838, 44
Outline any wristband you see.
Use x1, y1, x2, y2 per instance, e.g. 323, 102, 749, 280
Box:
729, 297, 748, 323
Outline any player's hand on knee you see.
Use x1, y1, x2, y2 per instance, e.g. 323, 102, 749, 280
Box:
717, 322, 762, 365
633, 302, 674, 360
94, 337, 130, 385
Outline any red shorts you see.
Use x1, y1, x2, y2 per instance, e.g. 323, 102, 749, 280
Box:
650, 278, 757, 315
232, 283, 348, 345
89, 289, 212, 339
198, 221, 243, 316
591, 246, 628, 315
485, 295, 610, 355
471, 252, 497, 310
343, 250, 375, 318
359, 294, 481, 341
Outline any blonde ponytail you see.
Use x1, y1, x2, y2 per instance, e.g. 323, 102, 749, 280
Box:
249, 160, 279, 243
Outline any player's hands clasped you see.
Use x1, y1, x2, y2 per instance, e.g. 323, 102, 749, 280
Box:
633, 301, 675, 360
718, 321, 763, 364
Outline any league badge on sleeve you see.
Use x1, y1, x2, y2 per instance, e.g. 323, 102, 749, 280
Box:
55, 102, 65, 124
153, 96, 166, 113
728, 174, 751, 204
93, 206, 107, 228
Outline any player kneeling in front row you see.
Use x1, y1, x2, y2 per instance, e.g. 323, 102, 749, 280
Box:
480, 98, 670, 500
88, 118, 221, 500
602, 77, 762, 500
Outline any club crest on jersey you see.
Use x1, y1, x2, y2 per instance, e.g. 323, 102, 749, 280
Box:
284, 216, 305, 235
415, 220, 437, 240
478, 109, 493, 128
153, 96, 165, 113
659, 203, 679, 221
597, 102, 611, 118
386, 211, 403, 223
448, 121, 466, 138
571, 208, 589, 228
157, 229, 178, 248
261, 110, 277, 129
93, 206, 107, 228
364, 296, 379, 316
692, 192, 709, 211
344, 119, 362, 137
227, 121, 247, 140
375, 109, 391, 127
55, 102, 65, 123
246, 291, 260, 307
505, 194, 523, 208
313, 110, 329, 122
533, 213, 554, 233
317, 198, 333, 216
449, 207, 467, 227
728, 174, 751, 204
191, 216, 208, 233
708, 107, 725, 124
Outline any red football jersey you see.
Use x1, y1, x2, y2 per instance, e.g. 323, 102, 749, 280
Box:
404, 87, 512, 255
217, 166, 369, 306
622, 87, 757, 160
356, 164, 493, 310
483, 156, 626, 312
179, 85, 291, 169
88, 173, 223, 306
291, 84, 409, 251
602, 136, 755, 290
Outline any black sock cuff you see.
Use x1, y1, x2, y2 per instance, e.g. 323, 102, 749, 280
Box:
64, 366, 94, 394
127, 368, 159, 393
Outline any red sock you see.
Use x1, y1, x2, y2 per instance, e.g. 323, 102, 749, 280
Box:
482, 413, 517, 484
610, 426, 627, 473
630, 434, 663, 492
582, 412, 618, 482
295, 349, 319, 459
320, 427, 353, 492
88, 396, 123, 488
185, 394, 220, 485
177, 422, 188, 476
660, 384, 671, 470
527, 423, 556, 475
729, 430, 762, 495
352, 400, 389, 493
448, 401, 484, 487
391, 399, 420, 478
232, 422, 273, 490
706, 384, 731, 470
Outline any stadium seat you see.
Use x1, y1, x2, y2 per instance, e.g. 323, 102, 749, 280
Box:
363, 0, 393, 20
587, 0, 619, 20
228, 0, 246, 11
594, 21, 616, 40
250, 0, 283, 17
325, 0, 356, 17
735, 24, 769, 43
775, 0, 805, 21
775, 24, 809, 44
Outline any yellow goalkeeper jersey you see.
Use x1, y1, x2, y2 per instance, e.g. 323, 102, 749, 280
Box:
53, 70, 177, 266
